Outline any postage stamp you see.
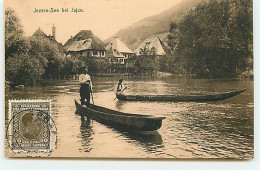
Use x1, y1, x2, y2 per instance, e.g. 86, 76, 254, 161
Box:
6, 100, 53, 153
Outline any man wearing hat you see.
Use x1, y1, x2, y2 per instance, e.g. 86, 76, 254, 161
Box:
79, 68, 93, 105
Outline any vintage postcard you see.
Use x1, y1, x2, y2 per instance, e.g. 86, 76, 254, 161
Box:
4, 0, 253, 159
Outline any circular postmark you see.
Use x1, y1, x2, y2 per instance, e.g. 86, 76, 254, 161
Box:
6, 108, 57, 154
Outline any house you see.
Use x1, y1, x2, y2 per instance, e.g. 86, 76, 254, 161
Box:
105, 37, 134, 64
32, 25, 65, 54
128, 37, 168, 74
134, 37, 167, 56
64, 30, 106, 58
126, 56, 159, 75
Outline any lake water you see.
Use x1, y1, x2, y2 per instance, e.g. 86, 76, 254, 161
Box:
5, 75, 254, 159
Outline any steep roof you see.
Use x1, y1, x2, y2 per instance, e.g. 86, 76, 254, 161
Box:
106, 37, 133, 54
66, 38, 104, 52
32, 27, 65, 52
64, 30, 105, 51
134, 37, 167, 56
32, 28, 48, 38
66, 37, 106, 52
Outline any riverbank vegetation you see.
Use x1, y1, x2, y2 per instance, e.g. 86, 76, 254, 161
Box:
167, 0, 253, 78
5, 9, 84, 86
5, 0, 253, 86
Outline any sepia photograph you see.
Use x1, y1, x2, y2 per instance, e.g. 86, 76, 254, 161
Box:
4, 0, 253, 159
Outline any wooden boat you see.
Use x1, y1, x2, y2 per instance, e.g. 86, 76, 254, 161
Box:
75, 100, 166, 131
116, 88, 246, 102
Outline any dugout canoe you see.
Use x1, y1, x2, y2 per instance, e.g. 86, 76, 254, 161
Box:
75, 100, 165, 131
116, 88, 246, 102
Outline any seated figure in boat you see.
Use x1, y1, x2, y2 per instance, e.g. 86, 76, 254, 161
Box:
116, 79, 124, 93
115, 79, 128, 96
79, 68, 93, 105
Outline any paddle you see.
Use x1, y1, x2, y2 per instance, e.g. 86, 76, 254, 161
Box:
114, 87, 127, 101
91, 90, 94, 105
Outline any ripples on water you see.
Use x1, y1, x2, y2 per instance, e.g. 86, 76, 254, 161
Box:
5, 76, 254, 159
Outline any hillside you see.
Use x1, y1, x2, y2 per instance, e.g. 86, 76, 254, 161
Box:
105, 0, 206, 51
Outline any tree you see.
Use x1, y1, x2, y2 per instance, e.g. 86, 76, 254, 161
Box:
167, 22, 179, 52
167, 0, 253, 78
28, 36, 64, 77
60, 57, 86, 76
6, 53, 45, 85
5, 8, 66, 85
5, 8, 28, 60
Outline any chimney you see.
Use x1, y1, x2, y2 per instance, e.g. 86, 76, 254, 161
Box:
52, 24, 56, 40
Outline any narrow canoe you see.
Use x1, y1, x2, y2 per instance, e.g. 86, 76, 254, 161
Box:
116, 88, 246, 102
75, 100, 166, 131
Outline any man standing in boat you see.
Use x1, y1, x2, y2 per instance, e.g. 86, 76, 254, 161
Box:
79, 68, 93, 106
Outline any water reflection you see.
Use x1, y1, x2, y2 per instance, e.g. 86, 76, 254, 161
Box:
77, 109, 164, 155
5, 76, 254, 158
115, 100, 125, 111
79, 116, 94, 153
122, 130, 164, 154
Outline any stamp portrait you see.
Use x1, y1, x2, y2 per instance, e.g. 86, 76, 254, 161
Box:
7, 100, 52, 153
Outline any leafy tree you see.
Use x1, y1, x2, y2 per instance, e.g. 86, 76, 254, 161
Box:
83, 57, 108, 74
168, 0, 253, 78
5, 8, 28, 60
60, 57, 86, 76
167, 22, 179, 52
5, 8, 66, 85
6, 53, 45, 85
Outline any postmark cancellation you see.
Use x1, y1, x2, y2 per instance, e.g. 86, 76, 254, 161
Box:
6, 100, 56, 154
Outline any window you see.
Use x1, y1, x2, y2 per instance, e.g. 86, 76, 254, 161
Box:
93, 51, 98, 56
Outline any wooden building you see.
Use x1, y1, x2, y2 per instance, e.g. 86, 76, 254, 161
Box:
127, 37, 169, 74
134, 37, 167, 56
105, 37, 134, 64
64, 30, 106, 58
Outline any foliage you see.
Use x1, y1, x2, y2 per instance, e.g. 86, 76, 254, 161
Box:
5, 8, 65, 85
5, 8, 28, 60
158, 55, 172, 72
27, 36, 64, 77
82, 57, 109, 74
60, 57, 86, 76
168, 0, 253, 78
6, 53, 45, 85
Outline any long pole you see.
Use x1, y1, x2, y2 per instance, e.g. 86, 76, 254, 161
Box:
91, 91, 94, 105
